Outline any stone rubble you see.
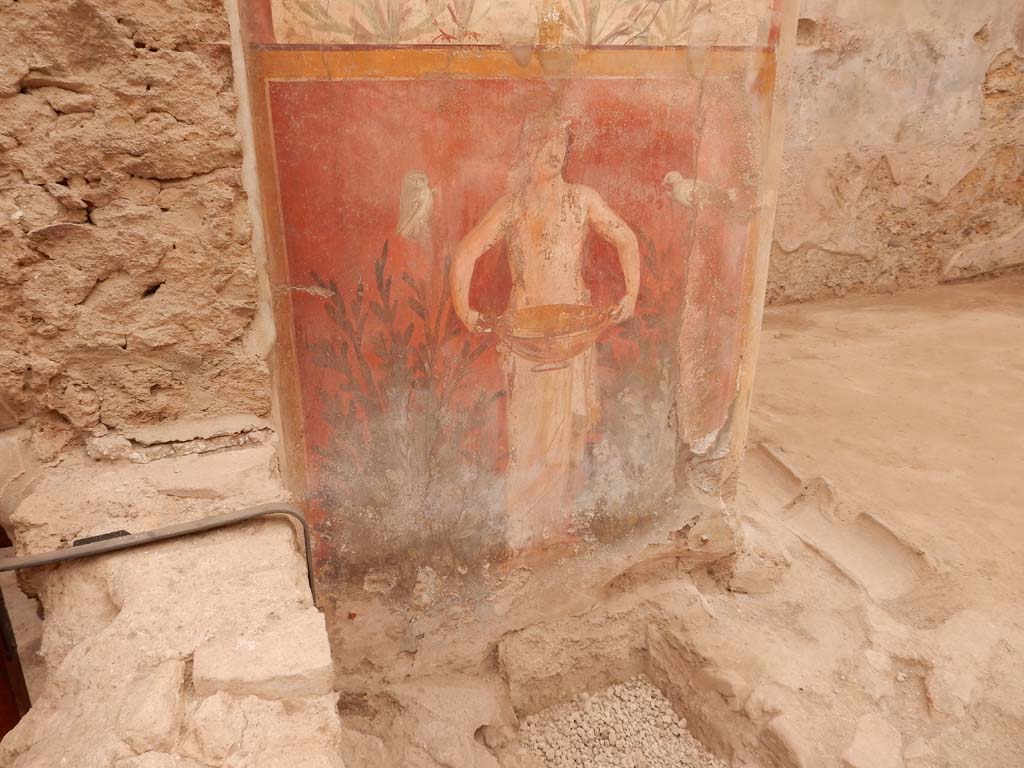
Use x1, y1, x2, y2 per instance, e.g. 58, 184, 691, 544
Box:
518, 676, 726, 768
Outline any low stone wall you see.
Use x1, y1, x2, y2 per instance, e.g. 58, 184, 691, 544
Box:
0, 444, 348, 768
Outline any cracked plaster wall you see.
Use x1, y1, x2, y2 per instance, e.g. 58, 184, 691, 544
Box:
0, 0, 272, 462
0, 3, 354, 767
0, 0, 1019, 765
769, 0, 1024, 303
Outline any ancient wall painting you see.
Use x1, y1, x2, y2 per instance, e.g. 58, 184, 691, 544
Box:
240, 1, 786, 586
267, 0, 770, 47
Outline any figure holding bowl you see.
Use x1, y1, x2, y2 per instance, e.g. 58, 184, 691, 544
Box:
451, 109, 640, 553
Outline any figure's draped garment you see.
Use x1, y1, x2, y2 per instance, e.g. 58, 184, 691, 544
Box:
500, 188, 599, 549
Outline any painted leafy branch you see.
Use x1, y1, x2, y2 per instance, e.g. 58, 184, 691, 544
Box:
291, 0, 703, 45
307, 242, 504, 567
646, 0, 709, 45
294, 0, 447, 43
432, 0, 489, 42
293, 0, 354, 34
562, 0, 649, 46
561, 0, 709, 46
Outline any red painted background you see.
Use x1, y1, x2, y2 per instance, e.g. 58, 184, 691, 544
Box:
268, 75, 755, 564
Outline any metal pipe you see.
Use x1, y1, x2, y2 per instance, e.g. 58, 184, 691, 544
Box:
0, 503, 317, 605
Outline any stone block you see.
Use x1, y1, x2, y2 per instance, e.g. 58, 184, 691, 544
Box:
0, 427, 38, 524
498, 607, 645, 715
392, 676, 508, 768
118, 659, 186, 753
692, 667, 751, 712
841, 714, 904, 768
760, 715, 815, 768
233, 749, 346, 768
193, 608, 333, 699
337, 725, 389, 768
729, 518, 792, 595
0, 396, 18, 430
189, 692, 245, 763
743, 684, 789, 724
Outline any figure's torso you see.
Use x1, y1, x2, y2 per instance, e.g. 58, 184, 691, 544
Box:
506, 183, 590, 309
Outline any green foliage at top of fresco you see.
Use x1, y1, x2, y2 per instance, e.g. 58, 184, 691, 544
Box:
295, 0, 443, 43
290, 0, 709, 45
293, 0, 492, 43
646, 0, 709, 45
561, 0, 710, 45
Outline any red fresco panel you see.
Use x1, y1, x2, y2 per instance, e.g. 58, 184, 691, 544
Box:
266, 72, 759, 571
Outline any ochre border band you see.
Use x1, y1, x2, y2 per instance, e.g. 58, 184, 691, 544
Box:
251, 46, 773, 81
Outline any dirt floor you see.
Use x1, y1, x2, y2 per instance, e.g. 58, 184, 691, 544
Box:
739, 274, 1024, 766
752, 273, 1024, 643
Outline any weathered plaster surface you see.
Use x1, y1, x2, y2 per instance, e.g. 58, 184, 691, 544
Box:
0, 0, 271, 454
769, 0, 1024, 303
2, 0, 1019, 765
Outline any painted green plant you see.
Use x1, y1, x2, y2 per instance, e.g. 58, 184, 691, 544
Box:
305, 224, 686, 570
307, 242, 504, 572
292, 0, 353, 34
644, 0, 709, 45
294, 0, 447, 43
291, 0, 705, 45
562, 0, 649, 45
581, 227, 684, 537
432, 0, 490, 42
560, 0, 709, 46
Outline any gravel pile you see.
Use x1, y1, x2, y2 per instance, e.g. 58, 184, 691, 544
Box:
518, 676, 727, 768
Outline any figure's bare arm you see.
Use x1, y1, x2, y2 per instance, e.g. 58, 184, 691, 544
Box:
451, 195, 511, 331
584, 187, 640, 322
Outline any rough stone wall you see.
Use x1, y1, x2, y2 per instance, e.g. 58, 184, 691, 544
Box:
0, 1, 354, 765
0, 0, 271, 455
769, 0, 1024, 303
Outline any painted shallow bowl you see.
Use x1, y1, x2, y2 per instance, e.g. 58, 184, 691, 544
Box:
493, 304, 611, 368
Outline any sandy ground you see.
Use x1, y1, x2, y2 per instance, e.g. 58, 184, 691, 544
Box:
742, 274, 1024, 765
753, 274, 1024, 621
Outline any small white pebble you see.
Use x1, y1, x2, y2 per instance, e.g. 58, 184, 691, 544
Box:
517, 675, 726, 768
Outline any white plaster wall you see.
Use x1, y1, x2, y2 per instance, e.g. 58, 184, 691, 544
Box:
770, 0, 1024, 302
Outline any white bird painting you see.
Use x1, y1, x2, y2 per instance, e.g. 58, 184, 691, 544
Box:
663, 171, 696, 206
663, 170, 741, 208
396, 170, 436, 248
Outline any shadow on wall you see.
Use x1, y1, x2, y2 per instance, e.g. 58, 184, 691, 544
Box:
0, 527, 31, 740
